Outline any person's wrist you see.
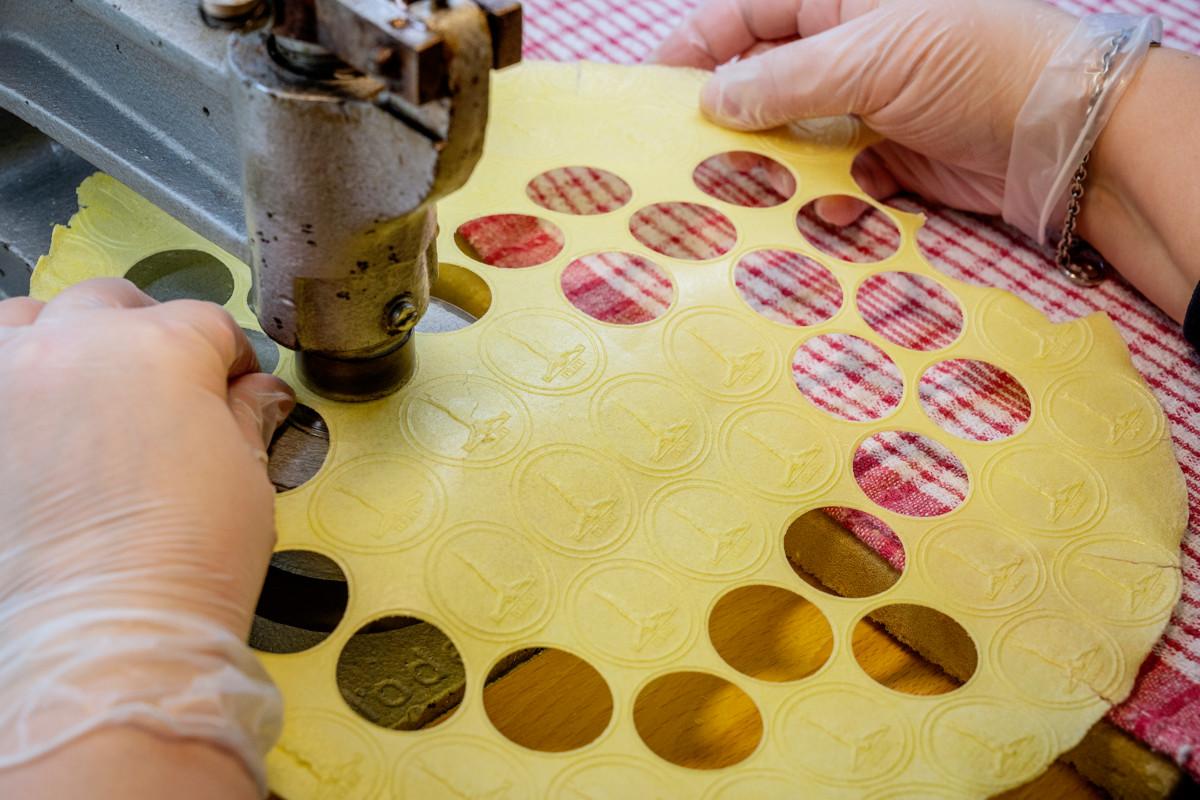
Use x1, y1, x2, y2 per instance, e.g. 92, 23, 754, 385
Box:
1003, 12, 1162, 246
1079, 46, 1200, 321
0, 607, 281, 793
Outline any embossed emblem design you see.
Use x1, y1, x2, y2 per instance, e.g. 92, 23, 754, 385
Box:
1047, 373, 1163, 454
277, 744, 365, 800
1056, 537, 1180, 624
613, 401, 694, 464
570, 563, 693, 664
593, 589, 678, 653
310, 457, 444, 553
396, 738, 526, 800
480, 310, 603, 393
947, 725, 1037, 777
514, 447, 634, 555
780, 686, 910, 784
544, 476, 618, 542
720, 406, 837, 499
669, 504, 751, 566
648, 481, 765, 578
994, 307, 1078, 361
429, 525, 551, 639
739, 425, 824, 487
799, 716, 896, 772
591, 376, 708, 475
402, 375, 528, 465
500, 328, 587, 383
687, 328, 765, 388
995, 614, 1121, 706
269, 712, 382, 800
984, 449, 1104, 533
942, 546, 1027, 601
665, 309, 778, 398
1061, 393, 1144, 445
418, 760, 513, 800
924, 700, 1052, 788
420, 393, 512, 454
454, 549, 539, 624
918, 524, 1043, 616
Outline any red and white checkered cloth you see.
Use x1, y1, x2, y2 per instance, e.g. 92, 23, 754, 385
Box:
499, 0, 1200, 776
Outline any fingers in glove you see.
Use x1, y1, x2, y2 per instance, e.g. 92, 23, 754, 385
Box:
815, 148, 903, 225
36, 278, 156, 322
700, 7, 909, 130
0, 297, 45, 328
227, 372, 296, 457
651, 0, 878, 68
145, 299, 262, 380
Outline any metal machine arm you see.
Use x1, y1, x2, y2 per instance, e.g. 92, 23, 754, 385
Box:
0, 0, 521, 400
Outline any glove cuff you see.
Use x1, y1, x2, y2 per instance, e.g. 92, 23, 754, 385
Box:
0, 607, 282, 796
1003, 12, 1161, 245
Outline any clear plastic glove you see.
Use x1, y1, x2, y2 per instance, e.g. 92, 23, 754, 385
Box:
0, 279, 292, 792
652, 0, 1079, 227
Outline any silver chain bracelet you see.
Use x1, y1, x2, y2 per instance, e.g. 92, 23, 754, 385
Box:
1053, 27, 1134, 288
1054, 153, 1109, 286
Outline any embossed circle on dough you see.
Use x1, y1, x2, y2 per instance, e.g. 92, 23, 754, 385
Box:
865, 784, 966, 799
719, 403, 840, 500
992, 612, 1124, 708
1046, 372, 1165, 456
1054, 535, 1180, 626
400, 374, 531, 467
428, 522, 554, 641
921, 697, 1055, 790
394, 736, 532, 800
916, 521, 1045, 616
479, 308, 606, 394
590, 374, 710, 476
981, 447, 1107, 534
977, 293, 1093, 370
513, 444, 637, 556
704, 769, 807, 799
776, 683, 913, 785
647, 479, 768, 579
549, 755, 675, 799
664, 307, 781, 400
310, 456, 446, 553
267, 709, 385, 800
568, 560, 697, 666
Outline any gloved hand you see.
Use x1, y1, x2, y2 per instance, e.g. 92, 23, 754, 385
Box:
651, 0, 1153, 239
0, 279, 292, 793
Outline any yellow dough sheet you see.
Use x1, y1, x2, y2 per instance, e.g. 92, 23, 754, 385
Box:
32, 61, 1187, 799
